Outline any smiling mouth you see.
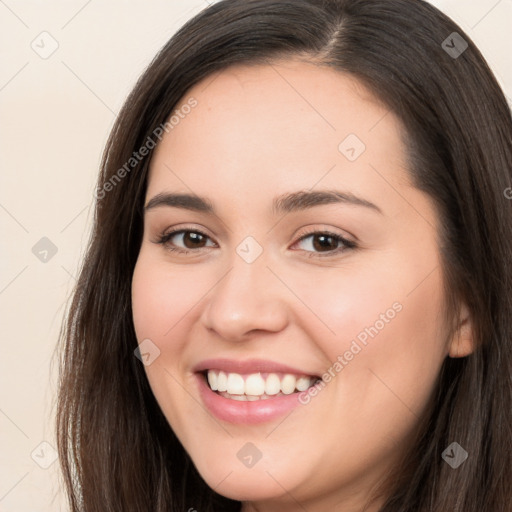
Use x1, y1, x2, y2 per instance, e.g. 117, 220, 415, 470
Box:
202, 369, 321, 401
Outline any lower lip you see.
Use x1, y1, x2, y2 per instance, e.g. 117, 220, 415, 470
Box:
195, 373, 305, 424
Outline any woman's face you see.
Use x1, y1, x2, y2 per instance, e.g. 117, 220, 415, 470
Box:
131, 60, 461, 511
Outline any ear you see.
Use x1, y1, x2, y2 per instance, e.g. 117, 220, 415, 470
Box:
448, 303, 476, 358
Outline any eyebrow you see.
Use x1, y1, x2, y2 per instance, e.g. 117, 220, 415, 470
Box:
144, 189, 383, 215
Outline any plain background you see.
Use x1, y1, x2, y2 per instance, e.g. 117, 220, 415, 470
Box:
0, 0, 510, 510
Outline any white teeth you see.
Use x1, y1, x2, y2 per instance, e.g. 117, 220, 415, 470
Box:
265, 373, 281, 395
229, 394, 248, 401
296, 376, 311, 392
206, 369, 316, 398
281, 374, 296, 394
226, 373, 245, 394
245, 373, 266, 395
217, 371, 228, 392
207, 371, 218, 391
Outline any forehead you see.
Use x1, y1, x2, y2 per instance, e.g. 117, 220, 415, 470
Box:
146, 59, 411, 207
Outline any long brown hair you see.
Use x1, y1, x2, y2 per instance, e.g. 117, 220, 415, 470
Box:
55, 0, 512, 510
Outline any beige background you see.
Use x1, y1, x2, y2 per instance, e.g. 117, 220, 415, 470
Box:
0, 0, 510, 510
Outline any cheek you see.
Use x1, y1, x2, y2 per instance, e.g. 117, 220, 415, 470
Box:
291, 252, 447, 424
131, 255, 208, 434
131, 255, 204, 343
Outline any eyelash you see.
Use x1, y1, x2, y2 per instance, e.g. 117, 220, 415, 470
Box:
155, 225, 357, 258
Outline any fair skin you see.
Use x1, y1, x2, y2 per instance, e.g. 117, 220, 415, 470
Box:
131, 59, 474, 512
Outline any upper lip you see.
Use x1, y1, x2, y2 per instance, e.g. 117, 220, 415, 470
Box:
193, 358, 320, 377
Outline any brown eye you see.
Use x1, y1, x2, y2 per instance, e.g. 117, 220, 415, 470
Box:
311, 234, 339, 252
294, 231, 357, 257
180, 231, 208, 248
157, 229, 216, 254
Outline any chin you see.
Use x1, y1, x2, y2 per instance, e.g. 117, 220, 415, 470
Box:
195, 458, 302, 502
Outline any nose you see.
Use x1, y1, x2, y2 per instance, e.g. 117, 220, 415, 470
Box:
200, 253, 289, 342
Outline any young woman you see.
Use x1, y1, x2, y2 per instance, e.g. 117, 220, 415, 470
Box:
56, 0, 512, 510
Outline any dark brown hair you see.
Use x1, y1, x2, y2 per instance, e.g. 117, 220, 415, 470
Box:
55, 0, 512, 510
